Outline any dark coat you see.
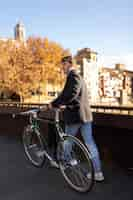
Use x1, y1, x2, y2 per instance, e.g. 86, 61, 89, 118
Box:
52, 69, 93, 124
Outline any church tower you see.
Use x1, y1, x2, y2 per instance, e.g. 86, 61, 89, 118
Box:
14, 22, 25, 42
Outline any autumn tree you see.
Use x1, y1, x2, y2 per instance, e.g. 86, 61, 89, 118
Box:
0, 37, 70, 102
27, 37, 70, 95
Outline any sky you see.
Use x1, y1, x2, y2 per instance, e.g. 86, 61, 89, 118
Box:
0, 0, 133, 70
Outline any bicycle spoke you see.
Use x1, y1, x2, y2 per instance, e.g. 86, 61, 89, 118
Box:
73, 165, 90, 186
23, 127, 46, 167
58, 135, 94, 192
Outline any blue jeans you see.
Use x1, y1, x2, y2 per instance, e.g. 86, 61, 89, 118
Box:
65, 122, 102, 173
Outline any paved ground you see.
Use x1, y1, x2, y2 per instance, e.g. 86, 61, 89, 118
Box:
0, 135, 133, 200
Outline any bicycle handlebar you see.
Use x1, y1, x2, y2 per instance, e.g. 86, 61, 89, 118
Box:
12, 105, 64, 122
12, 108, 39, 119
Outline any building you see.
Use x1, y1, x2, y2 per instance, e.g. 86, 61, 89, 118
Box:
75, 47, 133, 106
75, 48, 97, 65
0, 21, 26, 43
14, 22, 26, 42
99, 64, 133, 105
75, 48, 99, 104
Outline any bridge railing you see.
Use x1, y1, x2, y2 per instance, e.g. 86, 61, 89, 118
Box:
91, 104, 133, 115
0, 102, 133, 115
0, 102, 47, 114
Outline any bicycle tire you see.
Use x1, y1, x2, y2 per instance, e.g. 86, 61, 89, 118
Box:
57, 135, 94, 193
22, 125, 46, 167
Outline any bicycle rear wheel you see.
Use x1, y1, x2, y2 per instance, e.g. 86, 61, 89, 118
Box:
22, 125, 46, 167
57, 135, 94, 193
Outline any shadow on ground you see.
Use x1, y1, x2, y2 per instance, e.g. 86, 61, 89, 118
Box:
0, 135, 132, 200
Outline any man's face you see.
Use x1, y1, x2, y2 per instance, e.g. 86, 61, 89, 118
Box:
62, 61, 71, 74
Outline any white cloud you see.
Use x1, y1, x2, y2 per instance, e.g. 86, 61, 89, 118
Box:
98, 54, 133, 71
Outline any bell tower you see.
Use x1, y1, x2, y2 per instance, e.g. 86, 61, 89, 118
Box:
14, 22, 25, 42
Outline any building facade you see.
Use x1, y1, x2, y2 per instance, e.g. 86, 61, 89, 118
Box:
99, 64, 133, 105
75, 48, 99, 104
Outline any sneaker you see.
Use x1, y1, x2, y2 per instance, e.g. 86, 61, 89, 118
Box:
87, 172, 104, 182
49, 160, 59, 169
94, 172, 104, 181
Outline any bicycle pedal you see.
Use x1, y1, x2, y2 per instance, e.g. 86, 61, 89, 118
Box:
29, 144, 37, 149
36, 151, 45, 157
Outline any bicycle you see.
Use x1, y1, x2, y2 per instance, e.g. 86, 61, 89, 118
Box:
15, 106, 95, 193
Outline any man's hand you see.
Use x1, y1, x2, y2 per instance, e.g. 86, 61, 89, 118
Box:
39, 103, 53, 112
59, 105, 66, 110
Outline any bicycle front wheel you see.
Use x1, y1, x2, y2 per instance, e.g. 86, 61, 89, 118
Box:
57, 135, 94, 193
22, 125, 46, 167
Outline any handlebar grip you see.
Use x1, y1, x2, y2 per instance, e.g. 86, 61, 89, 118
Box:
39, 105, 49, 111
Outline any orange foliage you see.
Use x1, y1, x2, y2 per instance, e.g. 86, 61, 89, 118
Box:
0, 37, 70, 101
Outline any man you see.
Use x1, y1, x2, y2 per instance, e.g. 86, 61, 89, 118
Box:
49, 55, 104, 181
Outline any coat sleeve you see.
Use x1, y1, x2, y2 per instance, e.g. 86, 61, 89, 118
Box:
52, 71, 81, 107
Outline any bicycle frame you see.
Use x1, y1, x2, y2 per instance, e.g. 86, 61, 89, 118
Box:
29, 114, 40, 131
26, 109, 65, 161
30, 108, 65, 139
